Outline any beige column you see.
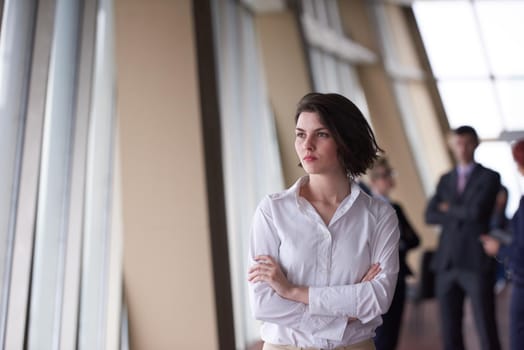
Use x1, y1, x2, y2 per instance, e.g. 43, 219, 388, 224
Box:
114, 0, 218, 348
379, 3, 451, 193
255, 11, 311, 186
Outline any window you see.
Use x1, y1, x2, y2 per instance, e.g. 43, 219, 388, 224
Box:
301, 0, 374, 117
0, 0, 36, 345
371, 3, 452, 195
414, 0, 524, 214
0, 0, 121, 347
213, 0, 285, 347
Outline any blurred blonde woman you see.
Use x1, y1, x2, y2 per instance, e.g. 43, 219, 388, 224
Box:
368, 157, 419, 350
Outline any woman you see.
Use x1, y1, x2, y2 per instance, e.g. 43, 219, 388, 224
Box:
368, 157, 419, 350
248, 93, 400, 350
509, 140, 524, 350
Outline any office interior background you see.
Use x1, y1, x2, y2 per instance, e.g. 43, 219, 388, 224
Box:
1, 0, 523, 349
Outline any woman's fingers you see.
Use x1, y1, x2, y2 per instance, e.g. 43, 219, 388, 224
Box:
360, 263, 381, 282
254, 255, 275, 265
347, 317, 358, 324
248, 270, 266, 282
248, 255, 294, 299
248, 265, 271, 275
251, 257, 382, 285
360, 266, 374, 281
249, 255, 278, 282
367, 264, 381, 279
248, 268, 267, 282
248, 263, 276, 282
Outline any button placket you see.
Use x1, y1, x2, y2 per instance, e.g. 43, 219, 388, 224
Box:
317, 224, 332, 285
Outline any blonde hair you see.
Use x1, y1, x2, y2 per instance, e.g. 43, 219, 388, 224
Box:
369, 157, 391, 180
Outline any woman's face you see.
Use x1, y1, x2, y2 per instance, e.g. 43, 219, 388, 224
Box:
295, 111, 343, 176
370, 165, 395, 196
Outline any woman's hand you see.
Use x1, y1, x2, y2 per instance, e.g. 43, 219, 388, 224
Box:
248, 255, 308, 304
360, 263, 381, 283
248, 258, 381, 308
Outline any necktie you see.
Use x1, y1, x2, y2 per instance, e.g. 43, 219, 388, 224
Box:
457, 170, 467, 194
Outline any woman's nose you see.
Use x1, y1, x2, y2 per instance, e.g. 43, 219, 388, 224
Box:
304, 137, 315, 150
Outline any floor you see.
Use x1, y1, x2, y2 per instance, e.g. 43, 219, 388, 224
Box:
398, 284, 510, 350
248, 284, 511, 350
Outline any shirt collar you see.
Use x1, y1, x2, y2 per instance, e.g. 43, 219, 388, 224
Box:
457, 162, 476, 176
292, 176, 361, 225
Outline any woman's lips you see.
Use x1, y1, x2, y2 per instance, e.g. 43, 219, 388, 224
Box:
303, 156, 317, 161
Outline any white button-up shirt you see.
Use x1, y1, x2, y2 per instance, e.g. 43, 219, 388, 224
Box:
248, 176, 400, 349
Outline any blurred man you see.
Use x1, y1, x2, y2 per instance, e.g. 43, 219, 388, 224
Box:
425, 126, 501, 350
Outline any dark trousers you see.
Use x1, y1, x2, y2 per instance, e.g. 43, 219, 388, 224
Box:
510, 283, 524, 350
374, 277, 406, 350
436, 269, 500, 350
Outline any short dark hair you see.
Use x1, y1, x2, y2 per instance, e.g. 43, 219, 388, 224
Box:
453, 125, 479, 144
295, 92, 383, 178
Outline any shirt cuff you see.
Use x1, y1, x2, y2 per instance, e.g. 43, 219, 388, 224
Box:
355, 283, 376, 324
312, 316, 348, 341
300, 307, 347, 341
309, 286, 357, 317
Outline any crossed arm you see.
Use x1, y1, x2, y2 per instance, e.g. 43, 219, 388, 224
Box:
248, 256, 381, 306
247, 201, 399, 341
426, 173, 500, 225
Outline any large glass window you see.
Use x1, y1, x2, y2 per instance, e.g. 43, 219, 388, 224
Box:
27, 0, 82, 346
301, 0, 373, 117
213, 0, 285, 348
371, 3, 452, 196
0, 0, 121, 347
414, 0, 524, 214
0, 0, 36, 345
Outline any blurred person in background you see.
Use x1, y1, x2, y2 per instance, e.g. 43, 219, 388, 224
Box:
425, 126, 501, 350
368, 157, 420, 350
481, 139, 524, 350
489, 185, 510, 293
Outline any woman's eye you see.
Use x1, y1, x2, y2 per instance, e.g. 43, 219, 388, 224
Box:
317, 132, 329, 138
296, 132, 305, 138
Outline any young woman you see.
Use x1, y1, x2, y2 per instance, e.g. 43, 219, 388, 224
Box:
248, 93, 400, 350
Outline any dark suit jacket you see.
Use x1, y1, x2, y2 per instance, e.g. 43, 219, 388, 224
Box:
392, 202, 420, 277
511, 196, 524, 285
425, 164, 501, 273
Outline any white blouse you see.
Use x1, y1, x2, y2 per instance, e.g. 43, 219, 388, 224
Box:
248, 176, 400, 349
